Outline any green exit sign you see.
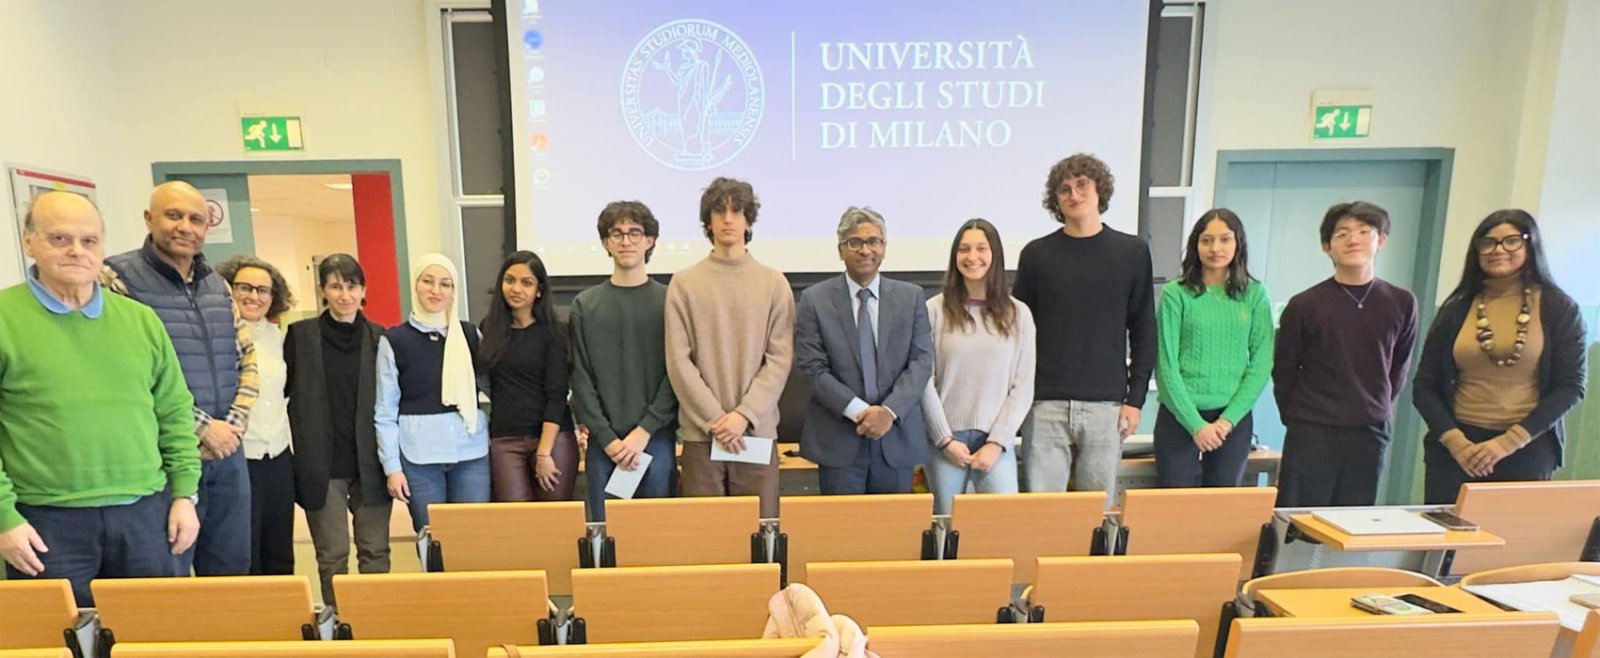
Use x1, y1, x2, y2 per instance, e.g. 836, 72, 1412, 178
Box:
1311, 105, 1371, 139
240, 116, 304, 152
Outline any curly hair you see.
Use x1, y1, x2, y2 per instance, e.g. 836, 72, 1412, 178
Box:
597, 200, 660, 262
699, 177, 760, 243
1042, 153, 1114, 221
217, 254, 295, 321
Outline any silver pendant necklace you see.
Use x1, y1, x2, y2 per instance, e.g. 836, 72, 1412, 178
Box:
1340, 281, 1374, 309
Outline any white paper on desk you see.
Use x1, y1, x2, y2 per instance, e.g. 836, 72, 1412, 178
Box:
711, 436, 775, 465
1574, 574, 1600, 588
1463, 577, 1600, 631
603, 452, 653, 499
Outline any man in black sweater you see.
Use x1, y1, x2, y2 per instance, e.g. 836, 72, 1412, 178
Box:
1014, 154, 1156, 501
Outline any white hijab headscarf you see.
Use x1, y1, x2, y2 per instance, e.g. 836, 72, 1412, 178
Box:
410, 253, 479, 433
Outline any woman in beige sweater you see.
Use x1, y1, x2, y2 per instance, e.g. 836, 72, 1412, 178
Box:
1414, 209, 1588, 503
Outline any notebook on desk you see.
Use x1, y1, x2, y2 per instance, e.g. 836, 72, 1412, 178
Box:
1463, 576, 1600, 631
1311, 508, 1448, 535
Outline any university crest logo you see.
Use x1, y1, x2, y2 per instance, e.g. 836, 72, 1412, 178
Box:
621, 19, 764, 171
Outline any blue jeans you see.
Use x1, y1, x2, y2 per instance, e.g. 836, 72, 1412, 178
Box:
926, 430, 1019, 515
584, 426, 678, 522
175, 449, 252, 576
6, 492, 174, 607
401, 454, 490, 532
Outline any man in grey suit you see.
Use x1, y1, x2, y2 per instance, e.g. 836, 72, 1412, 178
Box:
795, 207, 934, 494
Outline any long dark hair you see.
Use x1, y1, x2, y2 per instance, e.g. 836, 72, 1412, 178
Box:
1179, 208, 1253, 299
1446, 209, 1558, 305
477, 250, 558, 370
940, 219, 1016, 336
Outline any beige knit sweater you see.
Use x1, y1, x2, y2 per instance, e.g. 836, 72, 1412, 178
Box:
665, 251, 796, 442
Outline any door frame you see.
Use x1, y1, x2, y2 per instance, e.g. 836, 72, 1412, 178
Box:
1214, 147, 1454, 504
150, 159, 412, 316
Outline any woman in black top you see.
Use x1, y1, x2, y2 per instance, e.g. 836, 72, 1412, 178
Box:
1414, 210, 1588, 503
479, 250, 578, 501
283, 254, 391, 607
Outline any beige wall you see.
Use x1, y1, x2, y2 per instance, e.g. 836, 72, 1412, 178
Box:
0, 0, 443, 289
1536, 0, 1599, 304
1193, 0, 1584, 302
2, 0, 1593, 303
0, 0, 120, 287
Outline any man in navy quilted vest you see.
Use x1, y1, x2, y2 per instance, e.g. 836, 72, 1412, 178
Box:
103, 181, 258, 576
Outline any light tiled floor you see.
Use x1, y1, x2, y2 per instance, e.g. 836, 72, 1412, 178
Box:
292, 538, 422, 605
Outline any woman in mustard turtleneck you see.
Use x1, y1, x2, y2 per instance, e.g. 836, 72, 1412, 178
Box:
1414, 209, 1588, 504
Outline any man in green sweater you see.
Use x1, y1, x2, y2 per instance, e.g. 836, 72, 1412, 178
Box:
569, 201, 679, 521
0, 192, 201, 606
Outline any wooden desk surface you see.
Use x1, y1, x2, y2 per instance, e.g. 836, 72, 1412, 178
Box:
1255, 586, 1507, 618
1288, 514, 1505, 552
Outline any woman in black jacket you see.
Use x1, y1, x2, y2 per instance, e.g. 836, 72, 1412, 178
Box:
1414, 209, 1587, 504
284, 254, 392, 607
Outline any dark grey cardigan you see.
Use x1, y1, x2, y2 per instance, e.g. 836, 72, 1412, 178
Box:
284, 313, 389, 510
1413, 284, 1588, 466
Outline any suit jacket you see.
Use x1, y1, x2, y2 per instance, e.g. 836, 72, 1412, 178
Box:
795, 274, 934, 468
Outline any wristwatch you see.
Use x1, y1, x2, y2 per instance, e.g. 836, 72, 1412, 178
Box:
181, 494, 199, 505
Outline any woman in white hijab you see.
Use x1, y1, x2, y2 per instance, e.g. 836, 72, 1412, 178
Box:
375, 254, 491, 532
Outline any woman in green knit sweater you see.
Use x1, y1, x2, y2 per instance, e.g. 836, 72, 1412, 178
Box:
1155, 208, 1274, 487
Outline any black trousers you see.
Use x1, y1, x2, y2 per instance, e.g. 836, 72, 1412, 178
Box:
247, 450, 297, 576
1153, 407, 1254, 487
1276, 421, 1390, 507
1424, 423, 1560, 504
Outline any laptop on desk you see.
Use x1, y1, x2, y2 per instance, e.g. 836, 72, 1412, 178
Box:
1311, 508, 1447, 536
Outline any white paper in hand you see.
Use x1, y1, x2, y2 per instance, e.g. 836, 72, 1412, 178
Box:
603, 452, 653, 500
710, 436, 775, 465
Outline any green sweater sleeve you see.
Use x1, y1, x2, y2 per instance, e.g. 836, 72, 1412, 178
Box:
566, 296, 621, 444
0, 459, 21, 531
637, 370, 679, 436
1221, 283, 1276, 426
1156, 284, 1209, 434
0, 344, 18, 531
150, 319, 202, 499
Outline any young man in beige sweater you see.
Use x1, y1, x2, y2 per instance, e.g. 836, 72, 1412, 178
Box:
665, 178, 795, 517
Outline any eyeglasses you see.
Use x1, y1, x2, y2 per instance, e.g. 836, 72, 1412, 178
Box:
232, 282, 273, 297
840, 237, 886, 251
1332, 227, 1377, 242
1474, 234, 1529, 254
607, 229, 647, 244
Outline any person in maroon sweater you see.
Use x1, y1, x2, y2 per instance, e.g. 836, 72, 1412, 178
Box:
1273, 201, 1418, 507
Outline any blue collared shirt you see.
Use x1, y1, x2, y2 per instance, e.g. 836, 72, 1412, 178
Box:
375, 319, 489, 475
844, 273, 881, 342
843, 274, 887, 421
26, 266, 103, 318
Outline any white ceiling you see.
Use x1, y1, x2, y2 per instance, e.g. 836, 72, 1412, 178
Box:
247, 174, 354, 225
